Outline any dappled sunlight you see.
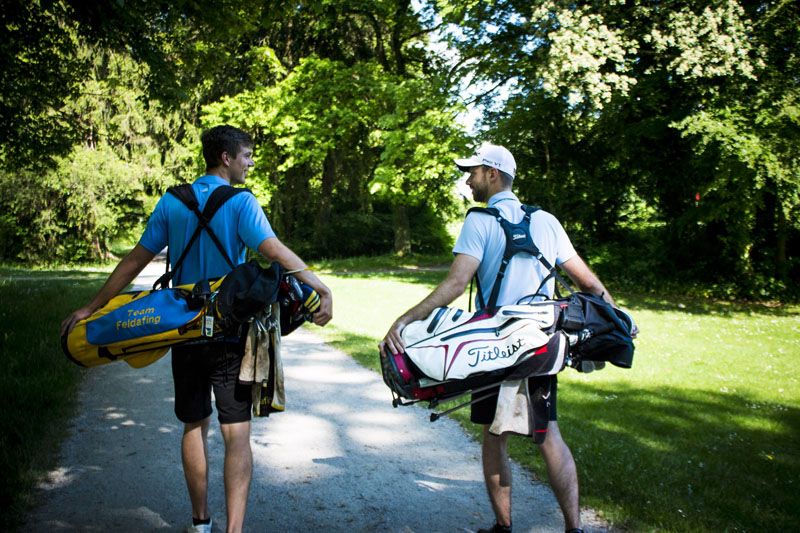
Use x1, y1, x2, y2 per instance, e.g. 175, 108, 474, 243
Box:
345, 425, 415, 447
284, 364, 374, 384
415, 479, 449, 492
36, 466, 96, 491
560, 380, 800, 531
252, 414, 344, 476
310, 402, 349, 415
342, 408, 414, 425
291, 351, 345, 363
104, 506, 170, 529
28, 322, 560, 531
363, 385, 399, 403
628, 434, 674, 453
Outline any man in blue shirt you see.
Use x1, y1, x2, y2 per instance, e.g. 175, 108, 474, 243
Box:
380, 143, 616, 533
62, 125, 332, 533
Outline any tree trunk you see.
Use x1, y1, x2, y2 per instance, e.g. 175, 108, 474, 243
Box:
315, 150, 337, 248
391, 0, 411, 76
776, 200, 788, 281
393, 203, 410, 255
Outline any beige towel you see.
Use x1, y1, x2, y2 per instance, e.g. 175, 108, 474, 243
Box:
267, 310, 285, 412
489, 379, 533, 437
239, 303, 285, 416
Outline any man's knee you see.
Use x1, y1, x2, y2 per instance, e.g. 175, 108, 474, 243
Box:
220, 421, 251, 448
183, 416, 211, 436
482, 425, 510, 454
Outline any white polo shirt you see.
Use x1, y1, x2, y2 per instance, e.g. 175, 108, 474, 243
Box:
453, 191, 577, 307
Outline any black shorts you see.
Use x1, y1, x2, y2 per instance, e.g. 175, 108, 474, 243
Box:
171, 341, 252, 424
470, 375, 558, 425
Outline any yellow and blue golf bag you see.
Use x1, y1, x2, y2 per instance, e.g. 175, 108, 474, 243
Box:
62, 277, 228, 368
62, 184, 320, 369
62, 261, 320, 369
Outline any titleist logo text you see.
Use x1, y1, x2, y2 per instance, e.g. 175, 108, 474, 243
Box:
467, 339, 524, 367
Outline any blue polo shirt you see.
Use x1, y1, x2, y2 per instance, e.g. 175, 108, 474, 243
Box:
139, 175, 275, 286
453, 191, 577, 307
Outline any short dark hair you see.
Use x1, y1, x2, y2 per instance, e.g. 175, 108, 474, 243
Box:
201, 125, 253, 169
498, 169, 514, 188
483, 165, 514, 188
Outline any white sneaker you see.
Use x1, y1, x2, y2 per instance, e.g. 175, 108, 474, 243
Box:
184, 518, 212, 533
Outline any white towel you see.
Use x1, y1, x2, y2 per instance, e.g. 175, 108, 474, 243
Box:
489, 379, 533, 437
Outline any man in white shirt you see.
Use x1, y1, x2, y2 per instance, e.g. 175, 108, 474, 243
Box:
380, 143, 617, 533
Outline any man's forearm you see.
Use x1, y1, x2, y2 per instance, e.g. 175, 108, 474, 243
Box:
576, 277, 615, 306
87, 245, 156, 311
258, 237, 330, 296
380, 253, 478, 357
396, 254, 479, 325
562, 255, 616, 306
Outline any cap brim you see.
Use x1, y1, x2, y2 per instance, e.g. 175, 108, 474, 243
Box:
455, 156, 481, 172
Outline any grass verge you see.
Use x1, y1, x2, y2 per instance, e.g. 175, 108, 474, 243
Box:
310, 257, 800, 532
0, 266, 109, 530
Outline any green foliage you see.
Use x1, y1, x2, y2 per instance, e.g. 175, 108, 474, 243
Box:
443, 0, 799, 295
3, 0, 798, 296
1, 146, 142, 262
0, 0, 86, 163
203, 54, 468, 256
0, 43, 202, 263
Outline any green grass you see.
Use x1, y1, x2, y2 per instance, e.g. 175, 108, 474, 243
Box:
0, 266, 109, 530
311, 257, 800, 532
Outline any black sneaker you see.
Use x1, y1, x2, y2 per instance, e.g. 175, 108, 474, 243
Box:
477, 524, 511, 533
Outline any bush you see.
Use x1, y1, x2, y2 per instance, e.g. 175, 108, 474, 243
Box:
408, 202, 453, 254
0, 146, 155, 263
285, 200, 453, 259
588, 226, 800, 302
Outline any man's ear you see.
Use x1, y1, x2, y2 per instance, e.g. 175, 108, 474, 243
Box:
220, 151, 231, 167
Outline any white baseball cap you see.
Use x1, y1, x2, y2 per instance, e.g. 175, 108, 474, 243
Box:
455, 143, 516, 179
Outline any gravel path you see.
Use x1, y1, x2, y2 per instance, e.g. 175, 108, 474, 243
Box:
26, 261, 609, 532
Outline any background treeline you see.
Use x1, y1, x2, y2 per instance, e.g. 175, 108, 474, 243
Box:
1, 0, 797, 299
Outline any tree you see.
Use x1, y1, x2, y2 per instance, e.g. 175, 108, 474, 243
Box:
204, 53, 467, 257
0, 0, 87, 163
0, 44, 199, 262
203, 1, 469, 256
441, 0, 799, 294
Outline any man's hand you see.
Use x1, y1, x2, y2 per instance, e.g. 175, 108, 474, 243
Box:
60, 306, 95, 337
311, 293, 333, 326
258, 236, 333, 327
379, 317, 410, 359
618, 308, 639, 338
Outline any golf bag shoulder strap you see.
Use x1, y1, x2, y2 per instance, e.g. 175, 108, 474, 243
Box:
153, 184, 252, 290
466, 204, 573, 310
